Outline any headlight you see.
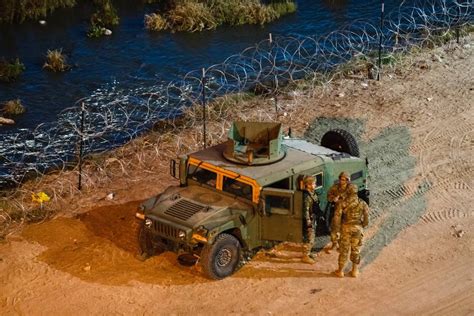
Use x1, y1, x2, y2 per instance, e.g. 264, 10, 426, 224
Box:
178, 230, 186, 239
145, 218, 153, 228
192, 226, 208, 243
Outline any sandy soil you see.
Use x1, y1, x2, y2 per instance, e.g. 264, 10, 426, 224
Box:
1, 38, 473, 315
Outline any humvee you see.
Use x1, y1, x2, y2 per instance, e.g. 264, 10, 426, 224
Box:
135, 121, 369, 279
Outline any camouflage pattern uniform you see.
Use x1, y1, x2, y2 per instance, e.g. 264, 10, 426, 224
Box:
303, 190, 318, 258
327, 172, 353, 248
333, 187, 369, 277
301, 175, 319, 264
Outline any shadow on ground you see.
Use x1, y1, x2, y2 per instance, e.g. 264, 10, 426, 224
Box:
305, 117, 427, 268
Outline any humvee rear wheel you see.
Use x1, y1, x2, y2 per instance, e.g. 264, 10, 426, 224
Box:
200, 233, 241, 280
321, 129, 360, 157
138, 222, 159, 257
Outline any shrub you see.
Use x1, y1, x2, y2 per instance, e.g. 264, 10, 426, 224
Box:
87, 24, 108, 38
90, 0, 119, 28
43, 49, 70, 72
145, 0, 297, 32
0, 0, 76, 24
167, 1, 217, 32
144, 13, 167, 31
1, 99, 26, 116
0, 58, 25, 82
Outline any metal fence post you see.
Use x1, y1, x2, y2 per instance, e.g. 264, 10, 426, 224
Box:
78, 102, 85, 191
377, 1, 385, 81
201, 68, 207, 149
269, 33, 279, 118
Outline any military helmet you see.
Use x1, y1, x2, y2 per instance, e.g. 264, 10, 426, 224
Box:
338, 171, 350, 181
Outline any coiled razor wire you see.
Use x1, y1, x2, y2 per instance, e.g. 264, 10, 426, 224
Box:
0, 0, 472, 190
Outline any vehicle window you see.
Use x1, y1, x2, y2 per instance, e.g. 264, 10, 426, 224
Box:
351, 171, 363, 181
223, 176, 252, 200
312, 172, 323, 188
188, 165, 217, 187
265, 195, 290, 215
268, 177, 291, 190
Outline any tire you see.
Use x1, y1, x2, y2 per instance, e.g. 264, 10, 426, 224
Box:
138, 222, 159, 257
321, 129, 360, 157
200, 233, 241, 280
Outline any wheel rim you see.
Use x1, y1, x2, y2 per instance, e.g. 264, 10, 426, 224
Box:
216, 247, 232, 267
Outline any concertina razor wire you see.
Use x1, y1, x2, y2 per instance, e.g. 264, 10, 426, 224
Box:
0, 0, 472, 191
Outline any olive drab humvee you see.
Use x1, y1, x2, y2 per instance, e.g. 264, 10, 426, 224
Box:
135, 121, 369, 279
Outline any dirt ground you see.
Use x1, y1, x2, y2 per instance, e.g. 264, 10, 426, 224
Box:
1, 38, 473, 315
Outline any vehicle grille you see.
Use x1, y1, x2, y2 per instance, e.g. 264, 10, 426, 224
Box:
153, 221, 180, 239
164, 199, 205, 221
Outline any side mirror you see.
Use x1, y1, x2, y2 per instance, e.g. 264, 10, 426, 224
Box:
170, 159, 179, 179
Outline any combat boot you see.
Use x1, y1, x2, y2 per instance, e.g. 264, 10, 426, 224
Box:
351, 263, 359, 278
301, 254, 316, 264
334, 264, 345, 278
325, 241, 339, 253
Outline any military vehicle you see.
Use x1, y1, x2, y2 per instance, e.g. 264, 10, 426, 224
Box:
135, 121, 369, 279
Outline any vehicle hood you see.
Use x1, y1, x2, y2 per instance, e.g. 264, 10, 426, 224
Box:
146, 185, 254, 228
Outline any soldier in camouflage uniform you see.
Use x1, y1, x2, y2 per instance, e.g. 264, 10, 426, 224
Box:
333, 185, 369, 278
326, 171, 352, 252
301, 175, 319, 264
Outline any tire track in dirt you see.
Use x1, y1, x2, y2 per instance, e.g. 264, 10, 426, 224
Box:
362, 259, 473, 314
420, 208, 473, 224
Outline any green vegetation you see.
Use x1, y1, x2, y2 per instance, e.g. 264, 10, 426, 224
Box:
43, 49, 70, 72
1, 99, 26, 116
0, 58, 25, 82
87, 0, 119, 37
145, 0, 297, 32
0, 0, 76, 24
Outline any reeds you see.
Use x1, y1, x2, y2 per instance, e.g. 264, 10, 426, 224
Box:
88, 0, 119, 38
0, 58, 25, 82
1, 99, 26, 116
43, 49, 70, 72
0, 0, 76, 24
145, 0, 297, 32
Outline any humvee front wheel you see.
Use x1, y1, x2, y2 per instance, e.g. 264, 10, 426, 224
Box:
200, 233, 241, 280
321, 129, 360, 157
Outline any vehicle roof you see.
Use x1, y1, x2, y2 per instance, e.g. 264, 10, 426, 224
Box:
189, 138, 360, 186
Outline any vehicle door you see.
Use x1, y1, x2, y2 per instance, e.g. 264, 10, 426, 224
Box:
260, 183, 303, 243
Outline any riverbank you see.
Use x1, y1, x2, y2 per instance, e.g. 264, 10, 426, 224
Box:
0, 35, 472, 314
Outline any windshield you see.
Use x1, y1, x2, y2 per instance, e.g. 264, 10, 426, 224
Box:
223, 176, 252, 200
187, 164, 217, 187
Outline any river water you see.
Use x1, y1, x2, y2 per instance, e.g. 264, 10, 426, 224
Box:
0, 0, 411, 133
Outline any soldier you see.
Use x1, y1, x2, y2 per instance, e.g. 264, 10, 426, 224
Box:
301, 175, 319, 264
326, 171, 352, 252
333, 185, 369, 278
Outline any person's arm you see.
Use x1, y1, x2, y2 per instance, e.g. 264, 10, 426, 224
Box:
332, 203, 342, 232
303, 194, 312, 227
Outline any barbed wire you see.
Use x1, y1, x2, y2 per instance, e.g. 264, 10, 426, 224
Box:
0, 0, 472, 192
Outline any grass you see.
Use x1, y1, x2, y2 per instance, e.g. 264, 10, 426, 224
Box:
1, 99, 26, 116
88, 0, 119, 38
0, 0, 76, 24
43, 49, 70, 72
0, 58, 25, 82
144, 13, 167, 31
145, 0, 297, 32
